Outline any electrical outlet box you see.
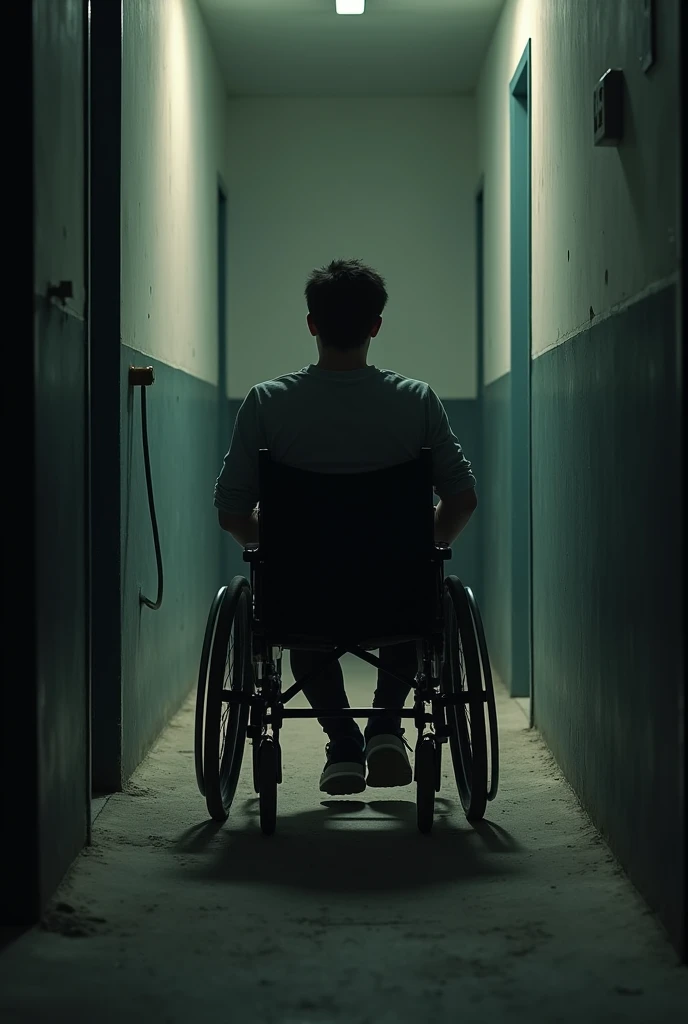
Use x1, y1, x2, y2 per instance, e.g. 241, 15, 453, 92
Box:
593, 68, 623, 147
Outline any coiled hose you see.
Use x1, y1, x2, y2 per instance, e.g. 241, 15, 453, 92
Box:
129, 366, 163, 610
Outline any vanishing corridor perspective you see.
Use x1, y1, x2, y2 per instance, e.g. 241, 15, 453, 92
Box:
3, 0, 685, 1021
0, 662, 686, 1021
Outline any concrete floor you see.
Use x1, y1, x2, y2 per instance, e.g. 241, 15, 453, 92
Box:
1, 655, 686, 1023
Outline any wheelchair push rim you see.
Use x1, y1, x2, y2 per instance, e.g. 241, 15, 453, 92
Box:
202, 577, 254, 822
194, 585, 227, 797
442, 576, 489, 822
464, 585, 500, 802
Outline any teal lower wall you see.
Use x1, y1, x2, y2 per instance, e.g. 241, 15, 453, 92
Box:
120, 346, 227, 779
531, 283, 684, 954
223, 396, 482, 594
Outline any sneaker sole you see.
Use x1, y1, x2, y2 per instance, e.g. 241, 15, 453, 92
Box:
319, 762, 366, 796
366, 745, 413, 788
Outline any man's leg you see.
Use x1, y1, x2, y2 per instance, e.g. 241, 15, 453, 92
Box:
365, 640, 417, 787
289, 648, 365, 795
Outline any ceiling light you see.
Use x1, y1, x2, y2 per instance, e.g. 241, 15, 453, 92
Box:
336, 1, 365, 14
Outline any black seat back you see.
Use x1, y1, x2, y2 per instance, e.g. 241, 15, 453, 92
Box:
254, 449, 438, 646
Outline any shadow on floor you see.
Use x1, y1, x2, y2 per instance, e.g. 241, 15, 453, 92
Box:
0, 927, 31, 955
173, 797, 522, 893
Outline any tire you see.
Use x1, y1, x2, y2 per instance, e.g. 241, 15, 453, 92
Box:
203, 577, 253, 822
415, 734, 436, 834
434, 737, 443, 794
194, 586, 226, 797
442, 576, 488, 821
465, 586, 500, 802
258, 737, 278, 836
252, 737, 261, 794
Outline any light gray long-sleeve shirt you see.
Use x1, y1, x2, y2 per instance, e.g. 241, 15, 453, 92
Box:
214, 364, 476, 517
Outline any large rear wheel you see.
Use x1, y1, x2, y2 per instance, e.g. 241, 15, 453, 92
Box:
202, 577, 254, 822
465, 586, 499, 802
194, 586, 226, 797
442, 576, 488, 821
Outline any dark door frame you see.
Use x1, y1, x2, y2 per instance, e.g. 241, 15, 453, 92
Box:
509, 40, 533, 705
475, 179, 485, 602
217, 181, 228, 467
678, 0, 687, 964
90, 0, 123, 793
2, 0, 39, 926
217, 180, 229, 580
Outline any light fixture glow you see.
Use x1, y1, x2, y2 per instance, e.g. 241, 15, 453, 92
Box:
336, 0, 365, 14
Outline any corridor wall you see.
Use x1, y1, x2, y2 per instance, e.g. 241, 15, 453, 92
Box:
222, 97, 481, 591
477, 0, 683, 953
117, 0, 230, 779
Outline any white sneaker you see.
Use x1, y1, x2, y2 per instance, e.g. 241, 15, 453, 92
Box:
365, 734, 413, 788
319, 738, 367, 796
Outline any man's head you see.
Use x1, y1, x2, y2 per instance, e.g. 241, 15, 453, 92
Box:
305, 259, 388, 351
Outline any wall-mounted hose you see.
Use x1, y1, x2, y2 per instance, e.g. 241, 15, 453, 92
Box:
129, 366, 163, 610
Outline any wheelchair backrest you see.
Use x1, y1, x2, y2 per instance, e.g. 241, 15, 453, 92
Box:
253, 449, 439, 646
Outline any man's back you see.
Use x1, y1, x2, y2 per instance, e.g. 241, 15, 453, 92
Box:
213, 257, 479, 796
214, 363, 475, 517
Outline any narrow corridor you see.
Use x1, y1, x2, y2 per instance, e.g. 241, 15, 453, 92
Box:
1, 657, 685, 1023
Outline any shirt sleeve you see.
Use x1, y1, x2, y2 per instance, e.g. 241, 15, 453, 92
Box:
426, 386, 477, 498
213, 388, 261, 517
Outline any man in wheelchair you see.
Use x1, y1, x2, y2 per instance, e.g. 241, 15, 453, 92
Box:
214, 259, 477, 799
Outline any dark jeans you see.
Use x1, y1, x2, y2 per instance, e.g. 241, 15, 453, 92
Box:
289, 641, 418, 744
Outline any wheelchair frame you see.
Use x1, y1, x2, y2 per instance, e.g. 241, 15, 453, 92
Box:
195, 450, 499, 835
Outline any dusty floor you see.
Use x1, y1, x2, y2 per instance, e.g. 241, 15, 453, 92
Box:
1, 656, 686, 1023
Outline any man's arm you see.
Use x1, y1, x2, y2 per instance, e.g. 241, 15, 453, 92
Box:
425, 386, 478, 544
434, 489, 478, 545
218, 507, 259, 546
214, 389, 261, 546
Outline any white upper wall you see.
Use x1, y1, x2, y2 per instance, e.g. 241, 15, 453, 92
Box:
121, 0, 229, 385
225, 98, 477, 400
477, 0, 679, 384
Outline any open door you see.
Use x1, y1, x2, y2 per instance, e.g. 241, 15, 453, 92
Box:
2, 0, 91, 925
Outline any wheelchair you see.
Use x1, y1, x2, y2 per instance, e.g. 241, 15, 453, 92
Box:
194, 449, 499, 835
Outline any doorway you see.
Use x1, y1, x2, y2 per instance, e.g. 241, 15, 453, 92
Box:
90, 0, 123, 797
475, 182, 485, 603
509, 41, 532, 707
217, 184, 229, 578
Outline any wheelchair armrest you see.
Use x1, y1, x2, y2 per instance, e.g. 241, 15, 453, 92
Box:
243, 543, 260, 563
434, 543, 452, 560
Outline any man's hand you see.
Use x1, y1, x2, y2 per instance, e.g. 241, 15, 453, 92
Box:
434, 489, 477, 545
218, 506, 259, 547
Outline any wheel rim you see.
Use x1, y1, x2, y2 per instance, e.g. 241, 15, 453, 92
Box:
465, 587, 499, 801
218, 617, 238, 771
442, 577, 488, 820
218, 590, 251, 809
443, 593, 472, 807
204, 580, 252, 821
195, 587, 226, 797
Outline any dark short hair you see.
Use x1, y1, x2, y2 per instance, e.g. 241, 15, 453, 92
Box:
305, 259, 388, 351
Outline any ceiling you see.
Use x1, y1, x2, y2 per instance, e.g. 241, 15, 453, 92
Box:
197, 0, 506, 97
